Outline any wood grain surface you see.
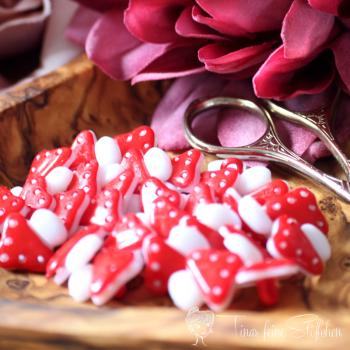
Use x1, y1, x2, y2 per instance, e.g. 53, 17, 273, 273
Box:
0, 56, 349, 350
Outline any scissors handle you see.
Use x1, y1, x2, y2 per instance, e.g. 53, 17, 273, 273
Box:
184, 96, 350, 202
265, 94, 350, 182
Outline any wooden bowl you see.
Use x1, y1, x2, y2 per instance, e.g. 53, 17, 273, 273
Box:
0, 56, 349, 350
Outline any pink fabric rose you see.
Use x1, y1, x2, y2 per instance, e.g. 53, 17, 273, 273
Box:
68, 0, 350, 160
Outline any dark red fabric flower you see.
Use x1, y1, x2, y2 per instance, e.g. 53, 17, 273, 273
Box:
67, 0, 350, 156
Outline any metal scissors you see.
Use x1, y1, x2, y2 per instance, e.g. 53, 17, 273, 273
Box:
183, 92, 350, 202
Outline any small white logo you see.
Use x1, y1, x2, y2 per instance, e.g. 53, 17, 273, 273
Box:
185, 306, 215, 346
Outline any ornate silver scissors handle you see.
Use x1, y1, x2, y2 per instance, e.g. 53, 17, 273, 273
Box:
184, 96, 350, 203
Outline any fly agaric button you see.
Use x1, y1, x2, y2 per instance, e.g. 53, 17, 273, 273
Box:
0, 212, 53, 273
221, 158, 244, 173
94, 136, 122, 167
142, 234, 186, 295
114, 125, 155, 155
234, 166, 272, 195
238, 196, 272, 236
121, 149, 150, 184
68, 160, 99, 198
141, 177, 182, 217
89, 188, 122, 231
90, 245, 144, 306
46, 224, 105, 285
185, 183, 216, 213
250, 179, 289, 205
45, 166, 74, 195
267, 215, 326, 275
187, 249, 243, 311
104, 168, 138, 206
112, 213, 153, 251
54, 189, 90, 234
143, 147, 172, 182
29, 147, 74, 178
21, 174, 53, 210
71, 130, 97, 168
222, 187, 241, 213
0, 186, 25, 228
169, 149, 204, 192
68, 264, 94, 302
266, 187, 328, 234
201, 167, 239, 198
220, 226, 265, 266
235, 258, 299, 286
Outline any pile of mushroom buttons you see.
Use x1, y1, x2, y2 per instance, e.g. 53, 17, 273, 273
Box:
0, 126, 331, 311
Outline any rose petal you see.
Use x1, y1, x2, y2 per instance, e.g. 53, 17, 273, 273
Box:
308, 0, 350, 17
72, 0, 124, 12
196, 0, 292, 33
175, 6, 224, 41
124, 0, 189, 44
66, 6, 100, 46
332, 32, 350, 92
198, 41, 276, 74
151, 74, 228, 150
253, 45, 335, 99
85, 9, 172, 80
282, 0, 335, 59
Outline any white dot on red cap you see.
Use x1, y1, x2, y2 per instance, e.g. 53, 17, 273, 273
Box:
72, 192, 78, 197
150, 243, 160, 253
37, 255, 45, 263
125, 152, 131, 158
0, 253, 9, 263
174, 157, 179, 162
31, 179, 37, 185
220, 269, 230, 279
35, 155, 41, 160
187, 151, 193, 156
56, 149, 63, 155
185, 159, 191, 166
283, 229, 290, 236
0, 209, 4, 216
105, 200, 113, 208
224, 170, 230, 176
308, 204, 317, 211
274, 187, 281, 194
104, 190, 111, 196
194, 186, 200, 193
18, 254, 26, 263
34, 189, 41, 195
219, 181, 226, 188
83, 186, 90, 193
181, 172, 188, 179
2, 195, 8, 201
50, 261, 57, 269
120, 174, 126, 181
210, 173, 216, 178
128, 221, 135, 228
209, 254, 219, 262
105, 215, 113, 223
83, 173, 90, 179
65, 203, 73, 210
144, 143, 150, 150
226, 256, 235, 263
279, 241, 287, 249
192, 251, 201, 260
156, 189, 164, 196
59, 194, 65, 200
150, 262, 160, 271
296, 249, 302, 256
45, 151, 50, 157
139, 129, 147, 137
169, 210, 177, 218
300, 190, 309, 198
8, 219, 18, 228
312, 257, 319, 265
38, 198, 46, 205
272, 203, 281, 211
153, 280, 162, 288
287, 218, 296, 224
31, 167, 37, 173
213, 286, 222, 295
287, 197, 297, 204
127, 135, 133, 142
317, 221, 324, 227
4, 237, 13, 246
122, 217, 128, 223
12, 201, 18, 207
157, 201, 165, 208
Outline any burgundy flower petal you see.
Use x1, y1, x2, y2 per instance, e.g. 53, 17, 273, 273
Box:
131, 45, 205, 84
332, 32, 350, 92
66, 7, 100, 46
192, 4, 249, 37
151, 74, 228, 150
72, 0, 125, 12
198, 41, 276, 74
175, 6, 224, 41
308, 0, 350, 17
196, 0, 292, 33
253, 45, 335, 99
124, 0, 190, 44
85, 9, 172, 80
282, 0, 334, 59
